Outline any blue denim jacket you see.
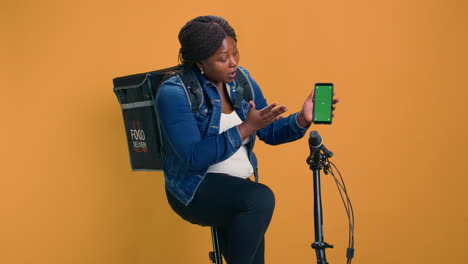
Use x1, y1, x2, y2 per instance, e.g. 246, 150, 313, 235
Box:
156, 66, 308, 205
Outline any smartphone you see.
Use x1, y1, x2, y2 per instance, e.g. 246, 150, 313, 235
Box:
313, 83, 334, 124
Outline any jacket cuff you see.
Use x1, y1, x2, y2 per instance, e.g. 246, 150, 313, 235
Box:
225, 125, 243, 149
292, 112, 310, 134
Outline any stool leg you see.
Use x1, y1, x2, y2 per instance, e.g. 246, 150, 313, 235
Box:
209, 226, 223, 264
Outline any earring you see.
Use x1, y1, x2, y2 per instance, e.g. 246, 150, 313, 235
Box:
200, 67, 204, 75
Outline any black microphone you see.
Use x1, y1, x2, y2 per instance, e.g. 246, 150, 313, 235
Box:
307, 131, 323, 165
309, 131, 323, 152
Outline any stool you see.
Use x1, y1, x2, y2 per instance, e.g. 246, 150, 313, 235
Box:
209, 226, 222, 263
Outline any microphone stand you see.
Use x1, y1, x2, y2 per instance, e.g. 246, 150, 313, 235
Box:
308, 145, 334, 264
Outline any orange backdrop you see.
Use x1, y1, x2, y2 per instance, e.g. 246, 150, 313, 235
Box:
2, 0, 468, 263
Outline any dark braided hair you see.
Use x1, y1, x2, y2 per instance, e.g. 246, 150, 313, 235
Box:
178, 15, 237, 70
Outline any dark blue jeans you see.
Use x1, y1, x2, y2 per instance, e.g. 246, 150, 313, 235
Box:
166, 173, 275, 264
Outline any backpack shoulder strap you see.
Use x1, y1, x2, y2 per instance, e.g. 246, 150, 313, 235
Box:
233, 68, 255, 108
172, 67, 253, 112
176, 69, 204, 113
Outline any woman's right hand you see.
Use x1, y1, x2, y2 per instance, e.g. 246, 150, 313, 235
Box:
237, 101, 288, 140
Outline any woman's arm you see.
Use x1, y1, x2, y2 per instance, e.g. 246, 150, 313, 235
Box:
238, 67, 309, 145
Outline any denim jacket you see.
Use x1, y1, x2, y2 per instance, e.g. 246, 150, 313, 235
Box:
156, 66, 308, 205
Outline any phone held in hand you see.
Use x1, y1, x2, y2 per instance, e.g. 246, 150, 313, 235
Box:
313, 83, 334, 124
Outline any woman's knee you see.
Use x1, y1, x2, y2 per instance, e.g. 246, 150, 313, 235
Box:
245, 183, 276, 214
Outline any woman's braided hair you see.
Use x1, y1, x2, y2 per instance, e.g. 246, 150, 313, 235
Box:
178, 15, 237, 70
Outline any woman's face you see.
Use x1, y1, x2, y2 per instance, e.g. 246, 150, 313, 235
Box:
197, 36, 240, 87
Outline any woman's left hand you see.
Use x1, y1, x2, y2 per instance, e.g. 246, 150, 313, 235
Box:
297, 90, 340, 127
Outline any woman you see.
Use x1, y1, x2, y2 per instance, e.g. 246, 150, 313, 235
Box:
156, 15, 338, 264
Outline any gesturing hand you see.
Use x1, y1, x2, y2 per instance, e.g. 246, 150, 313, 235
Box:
238, 101, 288, 140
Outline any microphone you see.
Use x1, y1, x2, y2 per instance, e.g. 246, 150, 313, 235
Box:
309, 131, 323, 152
307, 131, 323, 165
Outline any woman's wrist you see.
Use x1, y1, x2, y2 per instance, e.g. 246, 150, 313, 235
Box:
297, 111, 311, 128
237, 122, 256, 141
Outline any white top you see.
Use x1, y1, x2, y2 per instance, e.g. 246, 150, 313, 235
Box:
206, 110, 254, 178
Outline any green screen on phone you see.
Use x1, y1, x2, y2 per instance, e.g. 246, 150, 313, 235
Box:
313, 84, 333, 124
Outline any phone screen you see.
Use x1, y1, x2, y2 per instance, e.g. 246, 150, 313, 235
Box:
313, 83, 334, 124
